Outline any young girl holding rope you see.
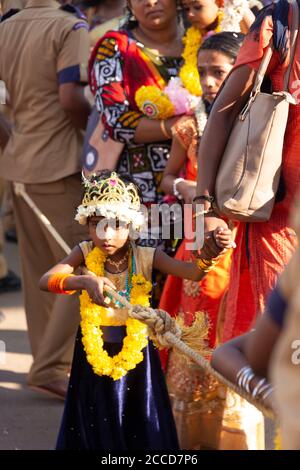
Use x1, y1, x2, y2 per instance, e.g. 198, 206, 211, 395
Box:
39, 170, 233, 450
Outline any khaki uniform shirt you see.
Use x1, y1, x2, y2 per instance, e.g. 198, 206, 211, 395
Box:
0, 0, 90, 183
0, 0, 26, 15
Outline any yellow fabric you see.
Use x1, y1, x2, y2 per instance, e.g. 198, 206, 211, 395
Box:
167, 349, 264, 450
134, 244, 155, 282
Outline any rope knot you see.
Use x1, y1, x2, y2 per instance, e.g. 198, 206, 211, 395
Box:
131, 306, 181, 347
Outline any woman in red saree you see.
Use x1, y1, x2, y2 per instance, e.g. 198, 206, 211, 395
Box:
196, 0, 300, 341
88, 0, 183, 219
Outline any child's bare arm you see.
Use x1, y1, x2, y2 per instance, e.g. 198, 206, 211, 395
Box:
154, 227, 235, 281
154, 248, 205, 281
39, 246, 85, 291
39, 245, 116, 306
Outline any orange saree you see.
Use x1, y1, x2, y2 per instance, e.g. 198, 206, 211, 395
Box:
222, 5, 299, 342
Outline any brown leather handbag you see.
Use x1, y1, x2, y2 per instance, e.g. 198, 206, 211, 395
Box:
215, 0, 299, 222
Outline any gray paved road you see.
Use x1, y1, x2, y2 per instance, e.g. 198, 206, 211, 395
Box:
0, 241, 64, 450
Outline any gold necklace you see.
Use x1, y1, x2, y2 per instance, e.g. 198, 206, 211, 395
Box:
106, 252, 128, 272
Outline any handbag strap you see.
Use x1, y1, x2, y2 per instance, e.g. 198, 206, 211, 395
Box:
284, 0, 299, 91
252, 0, 299, 96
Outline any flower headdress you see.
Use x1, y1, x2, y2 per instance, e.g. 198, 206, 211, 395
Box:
75, 172, 145, 230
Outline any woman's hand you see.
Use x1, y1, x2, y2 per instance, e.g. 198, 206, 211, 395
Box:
214, 227, 236, 250
177, 180, 196, 203
204, 214, 229, 237
201, 225, 235, 259
83, 275, 116, 306
192, 205, 230, 255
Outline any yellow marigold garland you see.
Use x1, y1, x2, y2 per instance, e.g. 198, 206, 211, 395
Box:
134, 10, 224, 117
80, 247, 152, 381
135, 85, 175, 120
179, 26, 203, 97
180, 10, 224, 96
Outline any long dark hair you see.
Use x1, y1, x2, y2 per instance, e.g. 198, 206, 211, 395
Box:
199, 31, 244, 63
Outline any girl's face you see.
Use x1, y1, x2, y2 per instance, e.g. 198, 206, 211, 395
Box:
88, 216, 130, 255
197, 49, 233, 103
129, 0, 177, 29
182, 0, 219, 30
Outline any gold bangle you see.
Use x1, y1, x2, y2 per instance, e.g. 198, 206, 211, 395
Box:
196, 257, 220, 273
196, 259, 213, 273
160, 119, 171, 139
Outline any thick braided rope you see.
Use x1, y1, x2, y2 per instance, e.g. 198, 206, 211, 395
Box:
105, 286, 275, 420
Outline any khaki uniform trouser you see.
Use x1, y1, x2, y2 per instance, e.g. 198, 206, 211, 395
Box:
2, 183, 15, 232
0, 177, 8, 279
0, 102, 15, 279
11, 173, 88, 386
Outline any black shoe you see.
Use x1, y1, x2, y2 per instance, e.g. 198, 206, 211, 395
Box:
0, 270, 21, 294
5, 229, 18, 243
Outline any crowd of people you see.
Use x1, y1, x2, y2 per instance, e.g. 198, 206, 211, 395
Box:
0, 0, 300, 452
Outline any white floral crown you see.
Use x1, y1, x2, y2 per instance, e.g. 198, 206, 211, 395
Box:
75, 172, 145, 230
